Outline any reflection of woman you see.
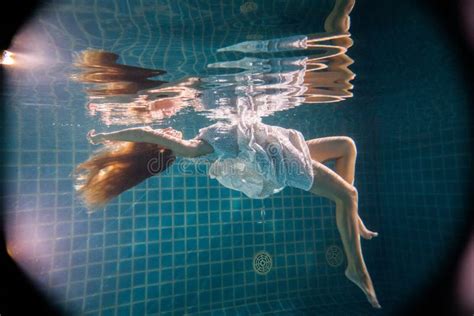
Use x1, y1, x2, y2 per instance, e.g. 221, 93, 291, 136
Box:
72, 50, 167, 96
72, 0, 356, 125
73, 49, 203, 125
86, 77, 202, 125
216, 0, 355, 104
75, 116, 380, 308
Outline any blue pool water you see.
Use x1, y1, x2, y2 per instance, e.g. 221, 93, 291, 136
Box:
2, 0, 472, 315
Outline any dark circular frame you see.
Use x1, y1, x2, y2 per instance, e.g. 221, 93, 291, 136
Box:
0, 1, 472, 315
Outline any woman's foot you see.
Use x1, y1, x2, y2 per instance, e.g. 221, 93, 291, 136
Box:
345, 267, 382, 309
358, 217, 378, 240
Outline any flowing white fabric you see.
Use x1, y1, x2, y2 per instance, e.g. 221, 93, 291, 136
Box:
195, 117, 314, 199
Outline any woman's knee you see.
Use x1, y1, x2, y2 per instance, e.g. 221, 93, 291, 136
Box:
338, 185, 358, 204
339, 136, 357, 157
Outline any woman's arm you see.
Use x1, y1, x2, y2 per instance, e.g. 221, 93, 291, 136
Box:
87, 127, 213, 158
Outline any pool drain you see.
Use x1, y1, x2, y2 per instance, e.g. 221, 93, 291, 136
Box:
253, 251, 272, 275
326, 245, 344, 267
240, 2, 258, 14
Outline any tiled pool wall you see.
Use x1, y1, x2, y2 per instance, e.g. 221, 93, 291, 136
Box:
352, 0, 473, 310
3, 1, 378, 315
4, 96, 385, 315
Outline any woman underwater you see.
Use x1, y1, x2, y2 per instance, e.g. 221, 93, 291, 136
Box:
73, 0, 381, 309
77, 112, 380, 308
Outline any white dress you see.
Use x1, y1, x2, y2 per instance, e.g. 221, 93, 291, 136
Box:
194, 119, 314, 199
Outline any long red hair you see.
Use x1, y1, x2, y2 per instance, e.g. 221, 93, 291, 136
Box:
71, 49, 166, 96
74, 141, 175, 210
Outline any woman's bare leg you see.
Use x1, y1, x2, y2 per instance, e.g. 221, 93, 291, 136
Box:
306, 136, 378, 239
309, 160, 381, 308
324, 0, 355, 33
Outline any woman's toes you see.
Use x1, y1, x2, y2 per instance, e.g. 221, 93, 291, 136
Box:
345, 268, 381, 308
361, 230, 378, 240
360, 231, 373, 240
368, 294, 382, 309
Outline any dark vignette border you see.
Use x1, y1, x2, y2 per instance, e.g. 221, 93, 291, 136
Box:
0, 1, 472, 315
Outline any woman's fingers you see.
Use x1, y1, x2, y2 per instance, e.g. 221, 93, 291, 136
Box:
87, 129, 97, 144
87, 129, 106, 145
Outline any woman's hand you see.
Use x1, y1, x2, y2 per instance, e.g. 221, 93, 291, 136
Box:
87, 129, 106, 145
